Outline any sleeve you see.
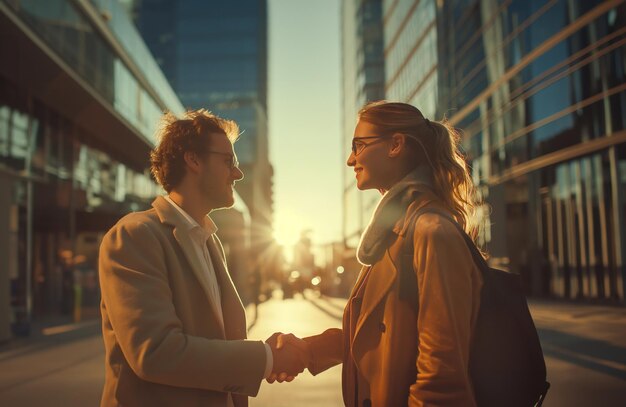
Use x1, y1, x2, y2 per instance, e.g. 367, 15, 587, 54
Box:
263, 343, 273, 378
99, 220, 267, 396
303, 328, 344, 375
408, 217, 478, 407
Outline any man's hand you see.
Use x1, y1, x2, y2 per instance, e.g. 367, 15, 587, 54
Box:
265, 333, 311, 383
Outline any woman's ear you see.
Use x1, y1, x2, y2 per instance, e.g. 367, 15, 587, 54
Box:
388, 133, 407, 157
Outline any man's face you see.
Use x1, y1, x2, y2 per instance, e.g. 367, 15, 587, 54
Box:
198, 133, 244, 210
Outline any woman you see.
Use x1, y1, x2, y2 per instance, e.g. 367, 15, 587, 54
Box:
272, 101, 484, 406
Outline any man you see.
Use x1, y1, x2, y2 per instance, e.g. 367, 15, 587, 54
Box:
99, 110, 304, 407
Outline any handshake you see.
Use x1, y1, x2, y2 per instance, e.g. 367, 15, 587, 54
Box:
265, 332, 311, 383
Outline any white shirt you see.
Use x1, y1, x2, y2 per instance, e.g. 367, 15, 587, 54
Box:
163, 196, 273, 387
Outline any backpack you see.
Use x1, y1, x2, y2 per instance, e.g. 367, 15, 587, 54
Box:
400, 207, 550, 407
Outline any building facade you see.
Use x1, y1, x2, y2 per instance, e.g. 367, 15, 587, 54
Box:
133, 0, 274, 290
0, 0, 190, 340
343, 0, 626, 304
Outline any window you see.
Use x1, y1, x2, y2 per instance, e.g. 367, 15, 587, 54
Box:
0, 106, 9, 158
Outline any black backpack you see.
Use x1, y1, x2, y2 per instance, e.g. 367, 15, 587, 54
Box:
400, 207, 550, 407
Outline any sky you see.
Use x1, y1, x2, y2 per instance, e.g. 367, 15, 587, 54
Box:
268, 0, 344, 249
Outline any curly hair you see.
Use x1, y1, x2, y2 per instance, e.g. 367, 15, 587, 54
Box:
150, 109, 239, 192
358, 101, 483, 240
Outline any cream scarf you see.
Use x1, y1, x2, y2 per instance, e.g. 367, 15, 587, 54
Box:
356, 165, 433, 266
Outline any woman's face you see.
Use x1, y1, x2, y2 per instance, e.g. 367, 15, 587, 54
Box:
347, 120, 398, 191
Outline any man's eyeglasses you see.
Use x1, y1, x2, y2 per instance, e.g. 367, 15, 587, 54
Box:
351, 136, 390, 156
207, 150, 239, 170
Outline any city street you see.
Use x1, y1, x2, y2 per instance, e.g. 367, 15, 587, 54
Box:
2, 1, 625, 406
0, 293, 625, 406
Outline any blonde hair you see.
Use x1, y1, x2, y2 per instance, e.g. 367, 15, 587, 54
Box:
358, 101, 481, 239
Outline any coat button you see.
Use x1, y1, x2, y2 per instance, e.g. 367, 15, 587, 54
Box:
379, 322, 386, 332
363, 399, 372, 407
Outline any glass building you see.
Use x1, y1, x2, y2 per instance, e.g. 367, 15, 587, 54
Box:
384, 0, 439, 117
341, 0, 386, 284
0, 0, 187, 340
343, 0, 626, 304
133, 0, 274, 273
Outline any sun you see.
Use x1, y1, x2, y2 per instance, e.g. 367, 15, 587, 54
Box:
273, 210, 310, 248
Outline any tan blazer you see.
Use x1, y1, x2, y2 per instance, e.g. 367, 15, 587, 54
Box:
99, 196, 266, 407
304, 189, 483, 407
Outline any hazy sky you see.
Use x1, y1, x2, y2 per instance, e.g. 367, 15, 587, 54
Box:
268, 0, 343, 248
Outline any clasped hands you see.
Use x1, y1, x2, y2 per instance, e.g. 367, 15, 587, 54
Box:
265, 332, 310, 383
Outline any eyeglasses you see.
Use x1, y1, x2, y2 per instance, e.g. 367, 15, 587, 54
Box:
351, 136, 390, 156
207, 150, 239, 170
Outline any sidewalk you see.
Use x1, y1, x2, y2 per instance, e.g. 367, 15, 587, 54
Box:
529, 299, 626, 405
530, 299, 626, 373
247, 292, 344, 407
0, 316, 101, 362
296, 295, 626, 406
0, 296, 624, 406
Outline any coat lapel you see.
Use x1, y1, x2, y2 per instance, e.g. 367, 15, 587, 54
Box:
351, 199, 432, 347
350, 188, 438, 342
349, 265, 371, 299
152, 196, 226, 337
352, 247, 398, 347
207, 235, 247, 340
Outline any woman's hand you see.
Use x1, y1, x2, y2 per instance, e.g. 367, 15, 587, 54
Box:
266, 333, 311, 383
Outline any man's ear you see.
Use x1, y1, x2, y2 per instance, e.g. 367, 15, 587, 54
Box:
183, 151, 201, 174
388, 133, 407, 158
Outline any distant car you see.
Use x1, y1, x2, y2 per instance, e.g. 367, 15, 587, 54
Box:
282, 270, 323, 299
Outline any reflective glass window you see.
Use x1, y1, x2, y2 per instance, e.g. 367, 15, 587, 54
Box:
9, 110, 29, 172
29, 114, 45, 177
0, 106, 9, 158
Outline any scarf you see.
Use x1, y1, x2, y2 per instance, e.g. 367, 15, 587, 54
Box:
356, 165, 433, 266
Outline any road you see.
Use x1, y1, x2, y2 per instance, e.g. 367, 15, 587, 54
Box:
0, 293, 625, 406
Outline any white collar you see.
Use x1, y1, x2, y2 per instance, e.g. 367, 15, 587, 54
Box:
163, 195, 218, 235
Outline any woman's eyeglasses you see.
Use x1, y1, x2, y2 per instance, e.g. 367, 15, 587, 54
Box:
351, 136, 390, 156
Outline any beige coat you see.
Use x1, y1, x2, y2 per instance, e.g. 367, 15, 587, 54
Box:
304, 189, 483, 407
99, 196, 266, 407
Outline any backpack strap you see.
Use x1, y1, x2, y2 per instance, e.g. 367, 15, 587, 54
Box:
400, 206, 483, 313
399, 210, 420, 313
415, 207, 487, 267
